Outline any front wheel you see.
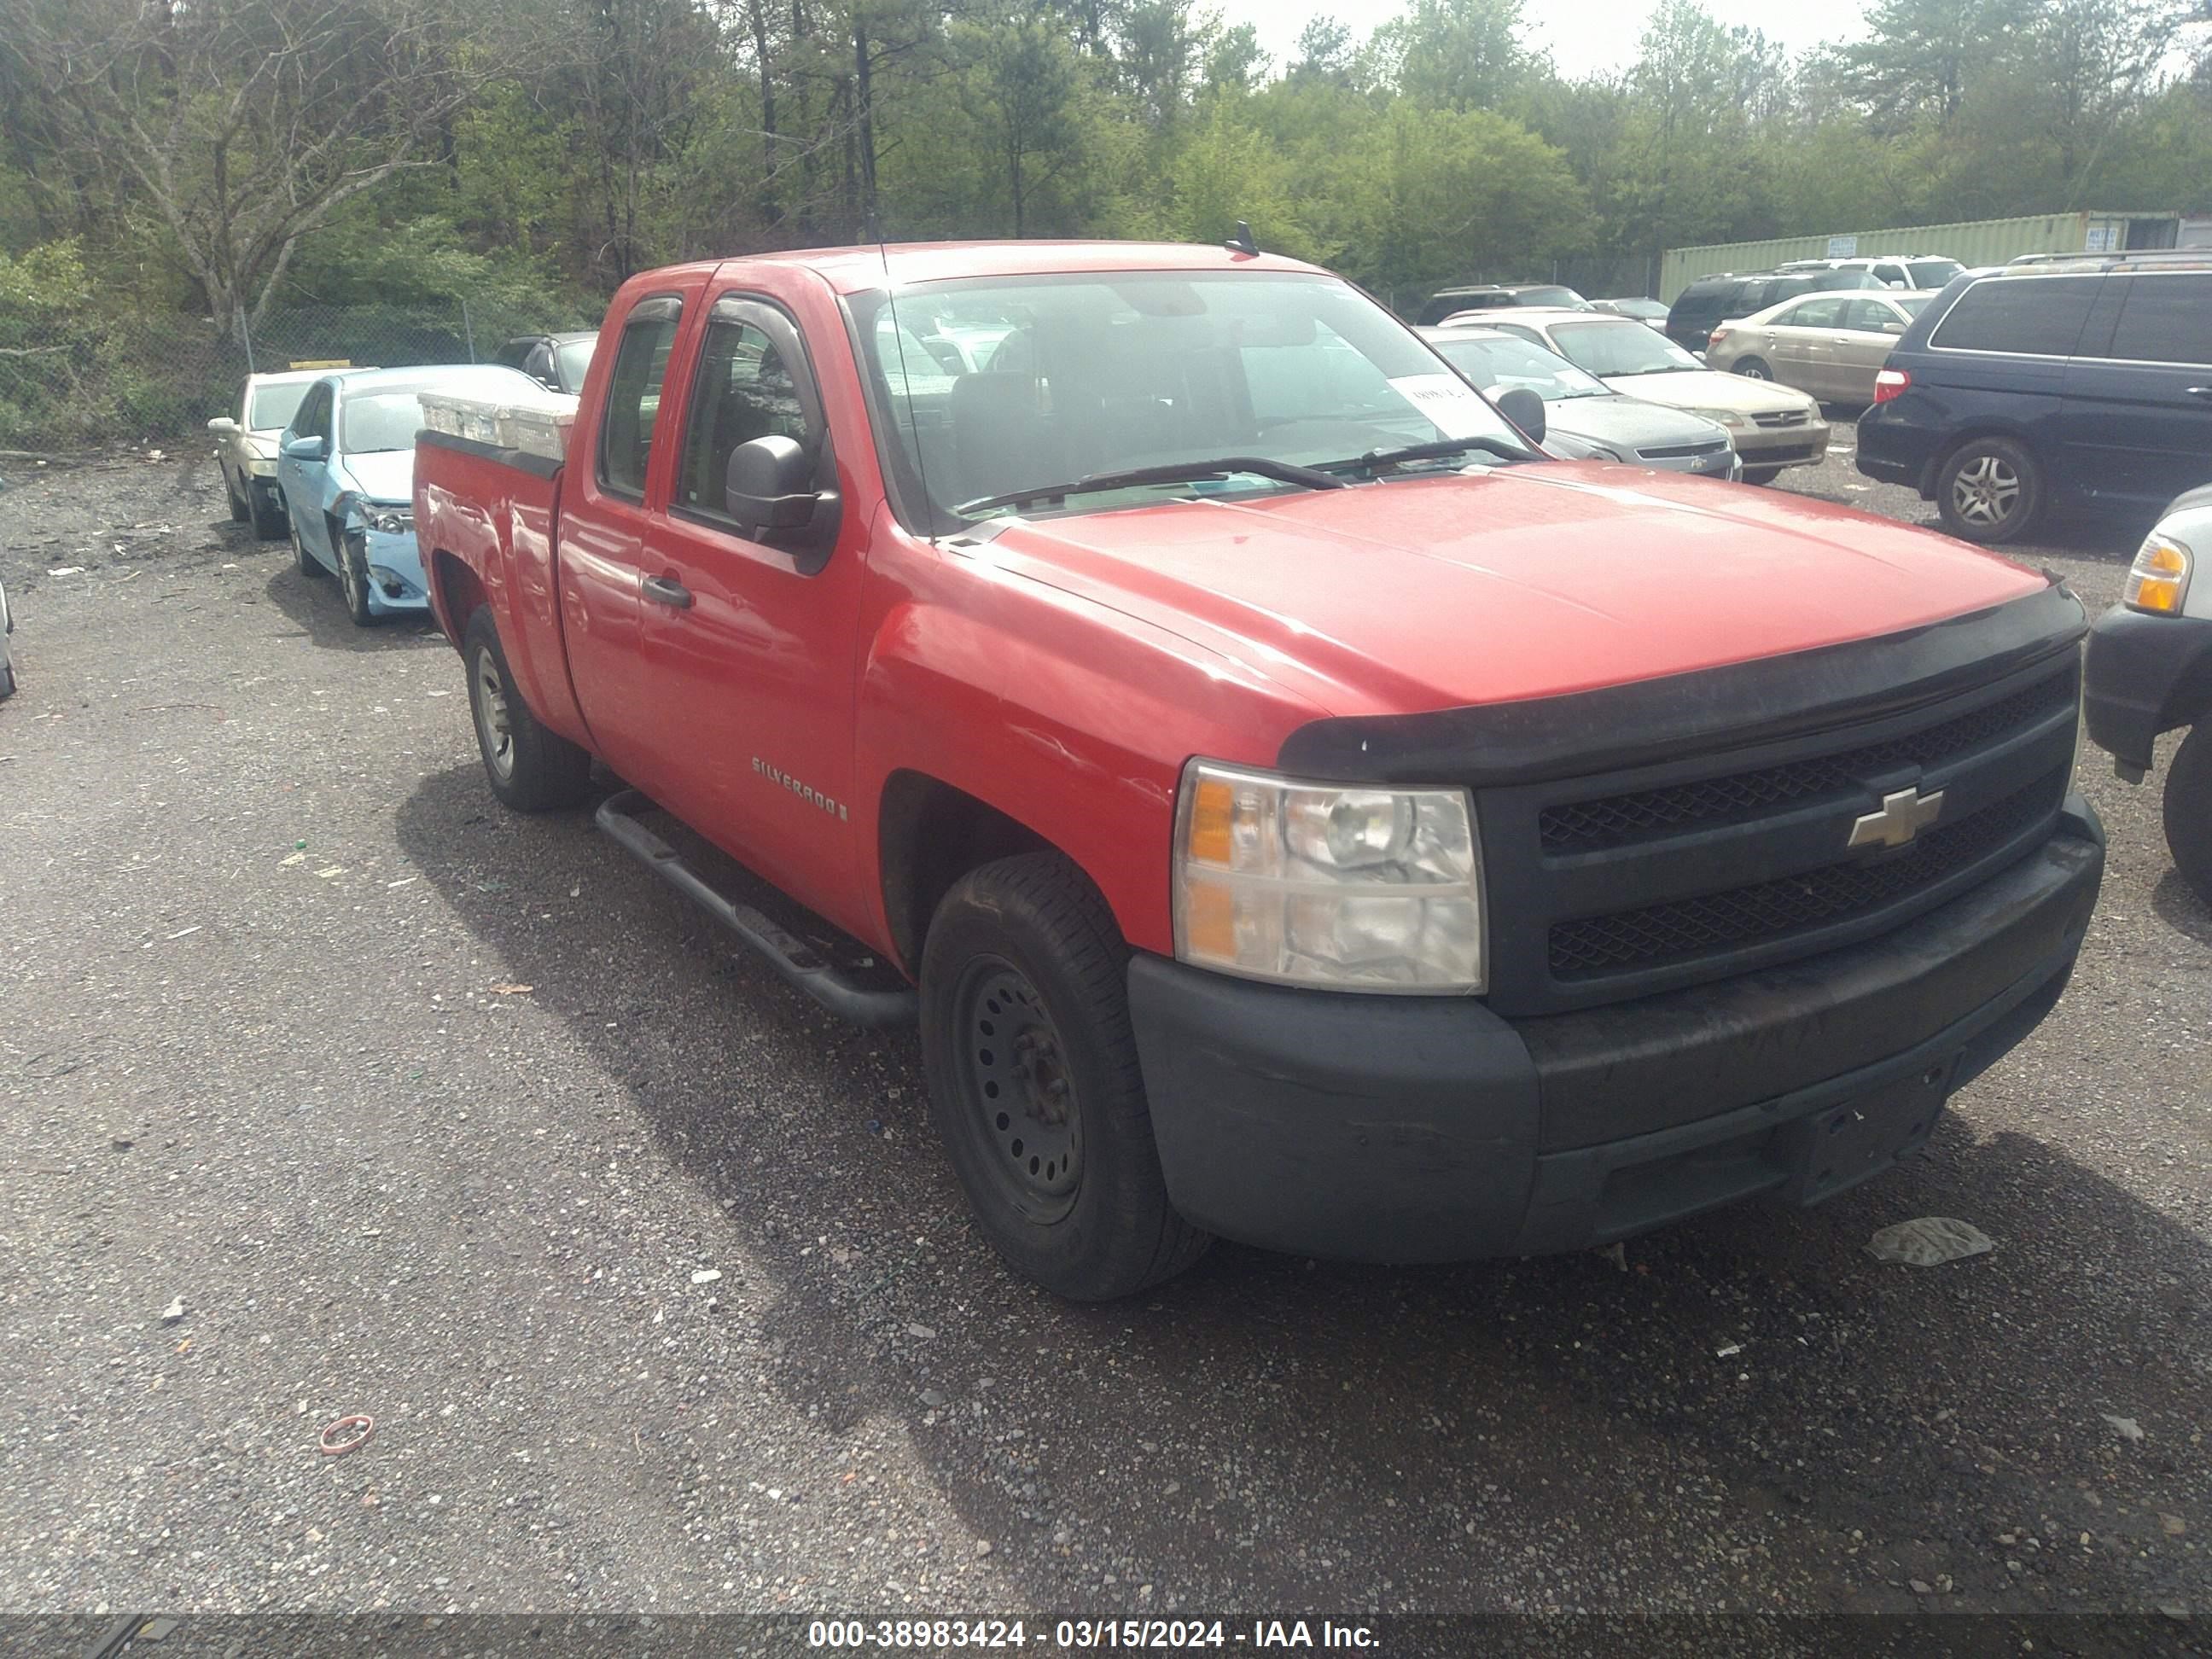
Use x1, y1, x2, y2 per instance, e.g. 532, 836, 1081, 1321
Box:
337, 526, 378, 626
2164, 725, 2212, 905
1733, 357, 1773, 381
921, 853, 1212, 1301
1740, 465, 1781, 486
225, 468, 250, 523
1936, 435, 2043, 544
463, 608, 596, 812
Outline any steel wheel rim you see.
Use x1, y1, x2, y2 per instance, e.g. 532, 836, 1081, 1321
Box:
473, 650, 515, 780
1742, 363, 1768, 379
955, 957, 1081, 1220
1950, 454, 2020, 526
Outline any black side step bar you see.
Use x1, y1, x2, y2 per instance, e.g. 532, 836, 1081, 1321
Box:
594, 789, 917, 1028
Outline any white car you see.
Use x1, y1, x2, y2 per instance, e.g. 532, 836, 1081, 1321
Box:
208, 369, 370, 539
2084, 485, 2212, 903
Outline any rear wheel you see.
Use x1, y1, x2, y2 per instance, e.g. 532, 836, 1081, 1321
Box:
2164, 725, 2212, 905
921, 852, 1212, 1301
463, 608, 596, 812
1733, 358, 1773, 381
288, 507, 323, 578
1936, 435, 2043, 544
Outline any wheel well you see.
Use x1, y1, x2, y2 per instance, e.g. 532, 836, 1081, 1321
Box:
879, 772, 1057, 972
433, 551, 487, 649
1929, 425, 2040, 489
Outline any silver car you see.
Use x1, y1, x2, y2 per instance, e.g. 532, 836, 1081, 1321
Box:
1, 571, 15, 700
208, 369, 368, 539
1423, 325, 1739, 479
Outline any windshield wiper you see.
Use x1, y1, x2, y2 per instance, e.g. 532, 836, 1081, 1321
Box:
1320, 436, 1527, 475
956, 456, 1344, 517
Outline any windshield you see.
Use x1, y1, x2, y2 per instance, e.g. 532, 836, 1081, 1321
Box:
555, 338, 596, 390
1908, 260, 1964, 288
1546, 320, 1704, 377
852, 271, 1527, 528
251, 381, 312, 431
1429, 335, 1609, 400
340, 383, 440, 452
1514, 285, 1591, 310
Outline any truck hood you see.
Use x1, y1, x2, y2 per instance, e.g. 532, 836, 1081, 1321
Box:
977, 463, 2049, 717
337, 449, 416, 505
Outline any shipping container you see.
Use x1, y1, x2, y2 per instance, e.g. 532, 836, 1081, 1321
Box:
1659, 212, 2183, 301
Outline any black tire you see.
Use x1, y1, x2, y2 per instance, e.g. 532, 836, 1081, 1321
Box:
1733, 357, 1773, 380
463, 607, 596, 812
920, 852, 1213, 1301
2163, 725, 2212, 906
1936, 435, 2043, 544
336, 524, 377, 626
250, 482, 287, 541
1740, 465, 1781, 486
225, 467, 250, 523
288, 505, 323, 577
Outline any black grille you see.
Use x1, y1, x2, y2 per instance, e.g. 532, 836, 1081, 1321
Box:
1540, 672, 2075, 853
1548, 774, 2062, 979
1751, 410, 1809, 428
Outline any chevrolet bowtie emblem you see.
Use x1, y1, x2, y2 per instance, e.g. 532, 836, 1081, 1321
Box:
1848, 785, 1946, 850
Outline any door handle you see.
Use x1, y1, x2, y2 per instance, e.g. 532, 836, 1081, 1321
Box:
642, 574, 693, 609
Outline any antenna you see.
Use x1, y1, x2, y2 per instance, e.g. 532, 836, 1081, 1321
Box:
1225, 220, 1259, 259
870, 211, 940, 539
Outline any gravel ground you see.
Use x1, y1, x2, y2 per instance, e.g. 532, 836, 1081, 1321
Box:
1, 441, 2207, 1629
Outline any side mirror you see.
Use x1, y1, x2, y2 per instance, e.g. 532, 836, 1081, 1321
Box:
282, 434, 327, 461
1882, 321, 1906, 335
726, 434, 840, 546
1495, 385, 1546, 445
207, 416, 239, 434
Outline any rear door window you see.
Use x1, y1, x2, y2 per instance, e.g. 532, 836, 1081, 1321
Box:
1930, 276, 2099, 357
597, 296, 683, 499
1843, 298, 1904, 332
2104, 273, 2212, 367
1781, 296, 1848, 329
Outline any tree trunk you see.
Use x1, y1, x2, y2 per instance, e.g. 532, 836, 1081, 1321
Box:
853, 12, 877, 230
748, 0, 778, 224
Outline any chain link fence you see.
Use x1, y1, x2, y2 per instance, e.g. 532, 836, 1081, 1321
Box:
0, 295, 592, 453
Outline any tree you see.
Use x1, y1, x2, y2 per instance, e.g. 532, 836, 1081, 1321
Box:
963, 10, 1079, 236
1371, 0, 1531, 113
0, 0, 515, 339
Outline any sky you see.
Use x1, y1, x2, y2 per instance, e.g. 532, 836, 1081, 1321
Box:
1214, 0, 1877, 82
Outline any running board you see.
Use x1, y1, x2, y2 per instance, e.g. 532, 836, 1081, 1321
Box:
594, 789, 917, 1028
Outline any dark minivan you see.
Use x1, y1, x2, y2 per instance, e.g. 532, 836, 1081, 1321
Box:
1856, 253, 2212, 544
1661, 268, 1888, 354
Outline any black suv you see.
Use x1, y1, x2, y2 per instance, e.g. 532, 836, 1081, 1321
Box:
1855, 253, 2212, 544
1416, 284, 1591, 325
1662, 268, 1879, 353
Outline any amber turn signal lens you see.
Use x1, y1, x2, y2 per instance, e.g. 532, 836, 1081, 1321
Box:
1185, 776, 1236, 866
2124, 535, 2192, 616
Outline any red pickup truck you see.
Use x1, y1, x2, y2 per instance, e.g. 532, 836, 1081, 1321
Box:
414, 241, 2103, 1300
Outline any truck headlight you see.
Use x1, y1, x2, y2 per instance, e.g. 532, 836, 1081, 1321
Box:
365, 506, 413, 536
1172, 760, 1485, 992
2124, 533, 2192, 615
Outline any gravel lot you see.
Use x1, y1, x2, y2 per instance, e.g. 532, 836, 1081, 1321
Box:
1, 437, 2207, 1628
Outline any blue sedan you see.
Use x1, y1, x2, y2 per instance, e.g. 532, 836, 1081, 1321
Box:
276, 364, 546, 626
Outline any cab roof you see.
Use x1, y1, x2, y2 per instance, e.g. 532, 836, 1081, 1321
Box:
667, 240, 1330, 294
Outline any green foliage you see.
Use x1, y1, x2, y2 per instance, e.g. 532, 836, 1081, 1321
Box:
1, 0, 2208, 451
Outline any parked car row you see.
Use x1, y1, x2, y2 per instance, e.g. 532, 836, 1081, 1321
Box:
210, 341, 597, 627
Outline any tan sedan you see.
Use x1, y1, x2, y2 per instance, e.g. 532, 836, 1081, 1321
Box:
1457, 308, 1830, 484
1706, 290, 1936, 404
